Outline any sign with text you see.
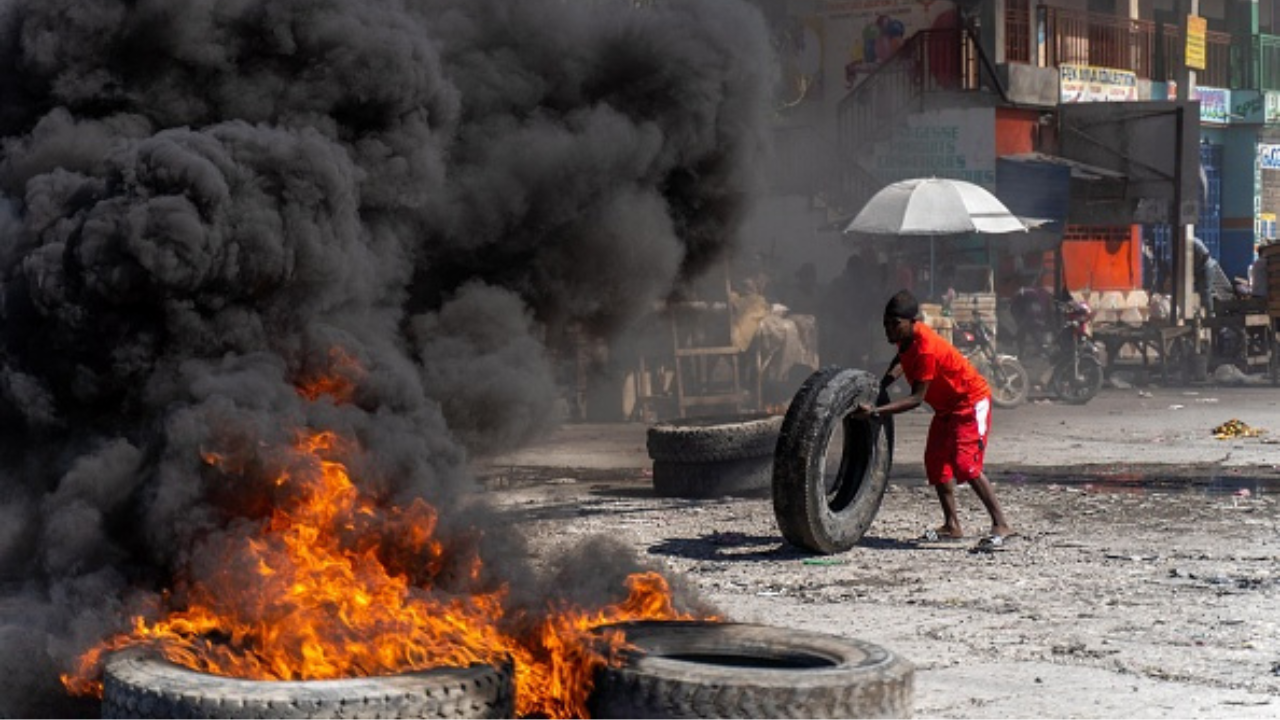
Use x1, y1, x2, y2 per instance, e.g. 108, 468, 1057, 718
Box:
872, 107, 997, 188
1260, 144, 1280, 171
1196, 87, 1229, 124
1185, 15, 1206, 70
1232, 90, 1265, 124
1060, 64, 1137, 103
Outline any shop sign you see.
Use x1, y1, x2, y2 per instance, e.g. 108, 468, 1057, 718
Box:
1256, 145, 1263, 242
1185, 15, 1207, 70
1260, 144, 1280, 170
1059, 64, 1137, 103
1196, 87, 1229, 124
1260, 213, 1277, 241
1267, 92, 1280, 125
1232, 90, 1266, 124
872, 107, 998, 189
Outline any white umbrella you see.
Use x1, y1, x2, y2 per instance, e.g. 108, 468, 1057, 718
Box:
844, 177, 1040, 235
843, 177, 1047, 297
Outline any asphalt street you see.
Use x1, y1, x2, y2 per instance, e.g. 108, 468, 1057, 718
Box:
480, 384, 1280, 719
479, 384, 1280, 481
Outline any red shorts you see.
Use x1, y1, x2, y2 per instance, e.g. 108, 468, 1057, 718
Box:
924, 397, 991, 485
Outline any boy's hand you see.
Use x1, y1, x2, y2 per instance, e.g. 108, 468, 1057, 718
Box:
851, 403, 874, 418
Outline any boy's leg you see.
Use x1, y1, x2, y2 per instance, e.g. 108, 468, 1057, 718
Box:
956, 398, 1011, 537
968, 472, 1012, 537
933, 481, 963, 537
926, 414, 963, 538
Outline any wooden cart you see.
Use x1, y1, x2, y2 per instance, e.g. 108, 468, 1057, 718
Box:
1264, 243, 1280, 384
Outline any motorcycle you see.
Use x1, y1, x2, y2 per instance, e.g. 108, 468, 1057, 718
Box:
952, 316, 1031, 408
1010, 289, 1104, 404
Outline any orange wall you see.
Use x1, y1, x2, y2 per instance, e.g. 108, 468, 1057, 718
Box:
1060, 226, 1142, 291
995, 108, 1037, 156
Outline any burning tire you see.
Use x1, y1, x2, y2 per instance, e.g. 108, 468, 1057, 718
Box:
646, 413, 783, 498
587, 620, 913, 719
772, 367, 893, 554
101, 648, 515, 719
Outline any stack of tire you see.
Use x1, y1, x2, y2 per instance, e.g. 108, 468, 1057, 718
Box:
646, 413, 784, 499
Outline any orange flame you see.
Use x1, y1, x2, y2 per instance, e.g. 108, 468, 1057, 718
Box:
62, 358, 707, 718
296, 347, 363, 403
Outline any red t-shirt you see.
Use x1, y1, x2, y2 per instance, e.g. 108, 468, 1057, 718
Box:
897, 321, 991, 415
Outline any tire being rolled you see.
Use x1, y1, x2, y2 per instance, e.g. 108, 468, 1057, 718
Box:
587, 620, 913, 719
772, 367, 893, 555
100, 648, 515, 719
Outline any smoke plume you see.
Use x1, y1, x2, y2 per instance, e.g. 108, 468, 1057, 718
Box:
0, 0, 773, 714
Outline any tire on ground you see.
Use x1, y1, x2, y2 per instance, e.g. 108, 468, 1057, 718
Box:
101, 648, 515, 719
651, 457, 772, 499
646, 414, 783, 463
587, 620, 913, 719
647, 414, 783, 498
772, 367, 893, 554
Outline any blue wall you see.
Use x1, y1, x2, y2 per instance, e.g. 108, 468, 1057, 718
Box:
1220, 230, 1255, 280
1219, 126, 1263, 279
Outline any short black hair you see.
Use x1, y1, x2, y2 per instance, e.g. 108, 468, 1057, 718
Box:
884, 289, 919, 321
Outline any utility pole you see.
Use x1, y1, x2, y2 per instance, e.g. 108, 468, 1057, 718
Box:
1173, 0, 1200, 325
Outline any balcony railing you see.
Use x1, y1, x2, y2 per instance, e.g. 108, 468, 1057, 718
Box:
1005, 0, 1032, 63
1038, 5, 1233, 88
1039, 7, 1157, 77
1201, 30, 1232, 88
1257, 34, 1280, 91
834, 27, 1006, 212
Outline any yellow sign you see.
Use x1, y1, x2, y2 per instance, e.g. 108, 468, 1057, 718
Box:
1186, 15, 1206, 70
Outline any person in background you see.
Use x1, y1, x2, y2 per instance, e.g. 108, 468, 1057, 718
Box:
1249, 244, 1269, 299
819, 249, 884, 369
778, 262, 822, 316
1193, 237, 1235, 316
853, 289, 1014, 550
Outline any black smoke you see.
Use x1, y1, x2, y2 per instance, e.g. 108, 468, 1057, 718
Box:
0, 0, 773, 714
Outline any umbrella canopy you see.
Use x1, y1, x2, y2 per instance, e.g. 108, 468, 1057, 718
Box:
844, 177, 1039, 236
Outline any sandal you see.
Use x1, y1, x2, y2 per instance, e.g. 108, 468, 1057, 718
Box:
971, 534, 1015, 552
920, 528, 964, 543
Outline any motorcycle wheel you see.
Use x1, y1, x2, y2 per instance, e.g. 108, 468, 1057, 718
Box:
1050, 355, 1104, 404
987, 355, 1031, 408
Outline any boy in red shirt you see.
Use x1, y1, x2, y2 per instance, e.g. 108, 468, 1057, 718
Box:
854, 289, 1014, 548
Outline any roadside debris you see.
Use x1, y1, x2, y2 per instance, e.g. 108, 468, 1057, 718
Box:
1213, 418, 1266, 440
